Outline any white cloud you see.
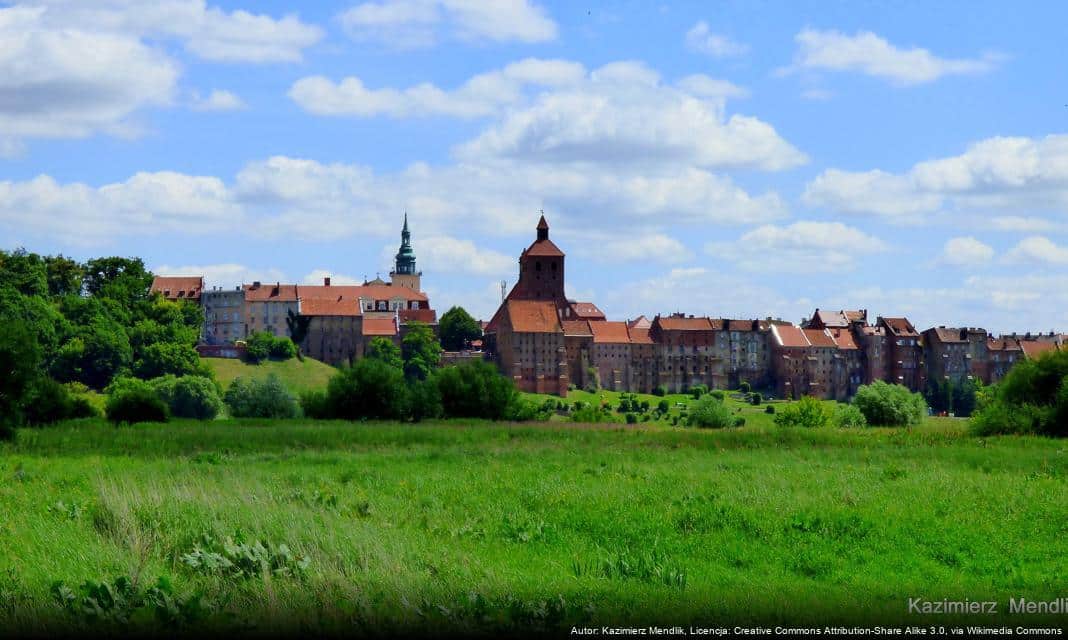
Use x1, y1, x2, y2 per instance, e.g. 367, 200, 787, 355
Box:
1003, 236, 1068, 266
938, 236, 994, 266
0, 6, 178, 142
684, 21, 748, 57
415, 236, 515, 276
706, 221, 887, 272
189, 89, 246, 112
989, 216, 1065, 233
22, 1, 323, 63
289, 58, 585, 118
804, 135, 1068, 223
339, 0, 556, 49
154, 263, 286, 289
569, 232, 693, 264
783, 28, 1001, 86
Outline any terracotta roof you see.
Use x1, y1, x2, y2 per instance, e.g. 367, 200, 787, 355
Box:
655, 316, 715, 331
627, 315, 651, 330
362, 317, 397, 336
523, 238, 565, 257
829, 328, 858, 350
504, 300, 561, 333
772, 324, 809, 348
299, 297, 362, 317
628, 327, 654, 344
1019, 340, 1058, 359
590, 321, 631, 344
299, 284, 427, 302
880, 317, 918, 337
725, 319, 766, 332
987, 338, 1022, 352
813, 309, 850, 328
569, 301, 606, 320
152, 276, 203, 301
561, 320, 592, 336
399, 308, 437, 323
926, 327, 967, 343
803, 328, 838, 348
861, 326, 886, 336
844, 310, 867, 323
244, 282, 298, 302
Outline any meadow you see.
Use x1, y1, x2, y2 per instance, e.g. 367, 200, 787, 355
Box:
2, 414, 1066, 635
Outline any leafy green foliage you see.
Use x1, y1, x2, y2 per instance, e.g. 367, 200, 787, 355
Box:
652, 385, 667, 397
689, 384, 709, 399
51, 575, 207, 628
151, 375, 223, 420
133, 342, 203, 379
244, 331, 297, 364
834, 403, 867, 429
971, 349, 1068, 437
439, 306, 482, 351
853, 381, 927, 427
224, 375, 300, 419
401, 321, 441, 381
407, 377, 444, 422
180, 534, 309, 579
105, 378, 169, 424
22, 378, 98, 425
325, 358, 409, 420
435, 361, 519, 420
364, 337, 402, 369
570, 403, 618, 423
774, 396, 832, 429
688, 395, 736, 429
0, 316, 42, 439
738, 381, 751, 394
750, 392, 763, 406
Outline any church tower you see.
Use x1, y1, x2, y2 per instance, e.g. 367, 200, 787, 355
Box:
510, 214, 565, 302
390, 213, 421, 291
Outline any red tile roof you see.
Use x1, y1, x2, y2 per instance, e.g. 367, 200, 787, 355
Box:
724, 319, 766, 332
880, 317, 918, 337
926, 327, 967, 343
522, 238, 565, 257
803, 328, 838, 348
244, 282, 298, 302
773, 324, 809, 348
829, 328, 858, 349
299, 284, 428, 302
987, 338, 1022, 352
561, 320, 592, 336
627, 315, 651, 330
399, 308, 437, 323
1019, 340, 1058, 359
504, 300, 561, 333
362, 317, 397, 336
655, 316, 715, 331
569, 301, 606, 320
628, 327, 654, 344
299, 297, 362, 317
590, 321, 631, 344
152, 276, 203, 301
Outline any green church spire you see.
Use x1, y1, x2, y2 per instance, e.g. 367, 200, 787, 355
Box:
394, 212, 417, 275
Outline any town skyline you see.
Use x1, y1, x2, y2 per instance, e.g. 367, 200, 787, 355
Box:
3, 1, 1068, 333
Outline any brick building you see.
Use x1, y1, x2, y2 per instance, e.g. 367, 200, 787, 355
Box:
202, 286, 245, 345
878, 317, 926, 391
151, 275, 203, 303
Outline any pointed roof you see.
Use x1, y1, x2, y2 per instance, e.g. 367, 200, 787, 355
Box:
537, 214, 549, 230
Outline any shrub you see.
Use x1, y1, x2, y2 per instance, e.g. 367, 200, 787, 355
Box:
774, 396, 831, 429
765, 405, 775, 414
300, 390, 332, 420
408, 377, 443, 422
243, 331, 274, 363
324, 359, 407, 420
224, 374, 300, 419
688, 395, 736, 429
734, 417, 746, 427
584, 366, 601, 393
657, 399, 670, 414
506, 399, 551, 422
269, 337, 298, 360
750, 392, 763, 406
852, 381, 927, 427
571, 404, 617, 423
689, 384, 709, 399
652, 385, 667, 397
22, 378, 98, 425
167, 376, 223, 420
739, 381, 751, 394
834, 403, 867, 429
970, 350, 1068, 437
625, 413, 638, 424
133, 342, 204, 379
435, 360, 518, 420
709, 390, 726, 401
105, 378, 168, 424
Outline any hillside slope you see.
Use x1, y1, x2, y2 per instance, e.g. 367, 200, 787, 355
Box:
202, 356, 336, 395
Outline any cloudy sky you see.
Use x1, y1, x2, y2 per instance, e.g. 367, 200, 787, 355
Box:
2, 0, 1067, 334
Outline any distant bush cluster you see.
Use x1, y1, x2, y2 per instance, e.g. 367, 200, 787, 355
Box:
852, 381, 927, 427
971, 349, 1068, 437
244, 331, 297, 364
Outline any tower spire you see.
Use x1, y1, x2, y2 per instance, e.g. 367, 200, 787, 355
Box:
536, 210, 549, 241
394, 212, 417, 275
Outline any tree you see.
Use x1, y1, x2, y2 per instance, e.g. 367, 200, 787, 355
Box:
167, 376, 223, 420
286, 309, 311, 348
834, 403, 867, 428
52, 315, 133, 389
952, 378, 979, 417
105, 378, 168, 424
688, 395, 736, 428
401, 322, 441, 381
439, 306, 482, 351
971, 349, 1068, 437
0, 317, 42, 438
325, 358, 408, 420
435, 360, 518, 420
45, 254, 84, 297
224, 375, 300, 419
133, 342, 203, 379
852, 381, 927, 427
739, 381, 751, 394
774, 396, 832, 429
0, 249, 49, 297
244, 331, 275, 364
364, 337, 402, 369
82, 256, 152, 299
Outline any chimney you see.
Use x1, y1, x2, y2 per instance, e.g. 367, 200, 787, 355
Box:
252, 281, 261, 288
324, 277, 331, 286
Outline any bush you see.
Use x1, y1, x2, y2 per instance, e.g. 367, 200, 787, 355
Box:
689, 384, 709, 399
750, 392, 762, 406
151, 375, 222, 420
571, 404, 617, 423
739, 381, 751, 394
435, 360, 518, 420
22, 378, 98, 425
269, 337, 298, 360
652, 385, 667, 397
970, 350, 1068, 437
688, 396, 736, 429
224, 374, 300, 419
734, 417, 746, 427
244, 332, 297, 364
709, 390, 726, 401
105, 378, 168, 424
765, 405, 775, 414
834, 403, 867, 429
774, 396, 831, 429
324, 359, 407, 420
506, 399, 551, 422
408, 377, 443, 422
853, 381, 927, 427
133, 342, 204, 379
300, 390, 332, 420
657, 399, 670, 414
625, 413, 638, 424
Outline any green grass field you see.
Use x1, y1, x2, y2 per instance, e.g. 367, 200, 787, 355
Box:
201, 356, 336, 395
1, 416, 1066, 634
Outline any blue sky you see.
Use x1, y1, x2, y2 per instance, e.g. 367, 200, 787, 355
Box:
3, 0, 1068, 334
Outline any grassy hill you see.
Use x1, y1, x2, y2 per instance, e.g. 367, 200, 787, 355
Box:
202, 356, 336, 395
